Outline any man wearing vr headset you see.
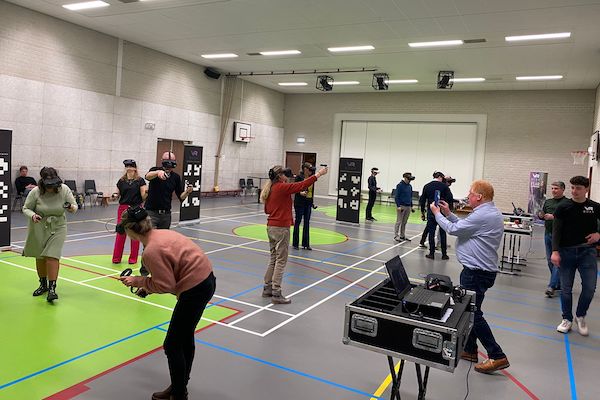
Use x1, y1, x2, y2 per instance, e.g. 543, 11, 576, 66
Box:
22, 167, 77, 302
292, 162, 317, 250
145, 151, 193, 230
419, 171, 452, 260
394, 172, 415, 242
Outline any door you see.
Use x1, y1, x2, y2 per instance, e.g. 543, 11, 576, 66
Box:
286, 152, 317, 176
156, 139, 189, 178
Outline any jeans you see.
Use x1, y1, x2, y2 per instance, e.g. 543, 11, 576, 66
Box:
164, 273, 216, 396
460, 267, 505, 360
292, 204, 312, 248
147, 210, 172, 229
558, 245, 598, 321
427, 213, 446, 256
544, 233, 561, 289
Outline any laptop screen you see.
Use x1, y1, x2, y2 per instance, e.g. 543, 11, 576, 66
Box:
384, 256, 411, 299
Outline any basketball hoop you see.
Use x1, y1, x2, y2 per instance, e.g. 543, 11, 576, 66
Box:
571, 151, 588, 165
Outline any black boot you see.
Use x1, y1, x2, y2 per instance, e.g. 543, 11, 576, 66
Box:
33, 277, 48, 296
47, 280, 58, 302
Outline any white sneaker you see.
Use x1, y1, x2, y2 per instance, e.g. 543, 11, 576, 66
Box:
575, 316, 589, 336
557, 319, 572, 333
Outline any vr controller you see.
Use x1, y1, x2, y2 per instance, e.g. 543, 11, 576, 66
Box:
115, 205, 148, 234
120, 268, 148, 298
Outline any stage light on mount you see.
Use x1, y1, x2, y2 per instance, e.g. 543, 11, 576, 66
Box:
316, 75, 334, 91
437, 71, 454, 89
372, 73, 389, 91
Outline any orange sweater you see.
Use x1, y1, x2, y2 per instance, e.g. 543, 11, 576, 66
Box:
130, 230, 213, 297
265, 175, 318, 227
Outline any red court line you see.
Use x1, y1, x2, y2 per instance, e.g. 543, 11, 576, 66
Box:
477, 351, 540, 400
45, 308, 241, 400
59, 262, 120, 280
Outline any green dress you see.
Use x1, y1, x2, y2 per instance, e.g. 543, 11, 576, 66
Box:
22, 184, 77, 259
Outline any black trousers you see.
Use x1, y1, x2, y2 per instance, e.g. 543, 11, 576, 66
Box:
292, 204, 312, 247
426, 212, 447, 255
366, 191, 377, 219
164, 273, 216, 396
147, 210, 172, 229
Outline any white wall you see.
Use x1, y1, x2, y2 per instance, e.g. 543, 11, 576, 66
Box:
340, 121, 478, 197
0, 1, 284, 195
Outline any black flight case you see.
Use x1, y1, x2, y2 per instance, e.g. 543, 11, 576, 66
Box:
343, 279, 475, 399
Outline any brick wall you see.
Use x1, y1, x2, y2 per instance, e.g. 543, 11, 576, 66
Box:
283, 90, 595, 211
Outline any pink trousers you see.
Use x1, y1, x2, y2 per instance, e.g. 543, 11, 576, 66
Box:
112, 204, 140, 264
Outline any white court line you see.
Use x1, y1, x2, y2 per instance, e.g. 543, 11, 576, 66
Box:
230, 234, 418, 329
0, 258, 263, 337
211, 294, 294, 317
11, 229, 110, 244
205, 239, 262, 255
260, 239, 423, 336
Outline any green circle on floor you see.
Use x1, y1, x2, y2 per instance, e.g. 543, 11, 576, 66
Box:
233, 224, 347, 245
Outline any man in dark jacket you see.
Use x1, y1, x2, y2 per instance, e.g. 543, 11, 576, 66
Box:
394, 172, 415, 241
419, 171, 452, 260
366, 167, 381, 221
292, 163, 316, 250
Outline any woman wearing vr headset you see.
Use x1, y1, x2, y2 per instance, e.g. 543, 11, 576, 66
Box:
260, 164, 328, 304
22, 167, 78, 302
117, 206, 215, 400
111, 159, 147, 264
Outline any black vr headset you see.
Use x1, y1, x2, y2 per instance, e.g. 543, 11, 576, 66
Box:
43, 176, 63, 189
123, 159, 137, 168
403, 173, 415, 181
162, 159, 177, 169
115, 205, 148, 234
268, 167, 293, 180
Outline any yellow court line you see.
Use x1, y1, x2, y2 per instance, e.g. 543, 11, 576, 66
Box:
371, 360, 401, 399
185, 236, 387, 276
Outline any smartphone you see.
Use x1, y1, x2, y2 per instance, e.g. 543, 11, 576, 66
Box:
434, 190, 440, 207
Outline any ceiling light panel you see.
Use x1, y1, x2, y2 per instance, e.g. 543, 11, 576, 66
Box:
278, 82, 308, 86
327, 45, 374, 52
63, 1, 109, 10
260, 50, 301, 56
516, 75, 563, 81
408, 40, 463, 48
505, 32, 571, 42
201, 53, 238, 59
386, 79, 418, 84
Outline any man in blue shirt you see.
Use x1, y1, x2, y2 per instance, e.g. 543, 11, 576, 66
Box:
430, 180, 509, 374
394, 172, 415, 241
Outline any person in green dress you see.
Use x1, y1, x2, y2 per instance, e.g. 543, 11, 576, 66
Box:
22, 167, 78, 302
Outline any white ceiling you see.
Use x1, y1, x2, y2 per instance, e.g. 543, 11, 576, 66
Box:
7, 0, 600, 93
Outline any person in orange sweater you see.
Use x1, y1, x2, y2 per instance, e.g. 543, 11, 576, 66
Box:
260, 164, 328, 304
118, 206, 215, 400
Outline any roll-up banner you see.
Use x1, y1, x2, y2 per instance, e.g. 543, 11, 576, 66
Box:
336, 157, 363, 224
0, 130, 12, 248
179, 145, 203, 225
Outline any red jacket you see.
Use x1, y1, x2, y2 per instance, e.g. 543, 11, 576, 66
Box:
265, 175, 318, 227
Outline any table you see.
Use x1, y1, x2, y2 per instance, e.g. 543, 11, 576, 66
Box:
247, 176, 269, 203
499, 225, 533, 275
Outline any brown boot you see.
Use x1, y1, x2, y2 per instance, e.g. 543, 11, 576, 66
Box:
271, 290, 291, 304
474, 357, 510, 374
262, 284, 273, 297
152, 385, 172, 400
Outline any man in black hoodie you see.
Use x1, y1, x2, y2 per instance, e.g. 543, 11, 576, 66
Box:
419, 171, 452, 260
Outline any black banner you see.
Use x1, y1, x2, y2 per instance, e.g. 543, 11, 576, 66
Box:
336, 157, 363, 224
179, 145, 202, 224
0, 130, 12, 248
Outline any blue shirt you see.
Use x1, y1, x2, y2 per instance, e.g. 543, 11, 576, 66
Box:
434, 202, 504, 272
395, 181, 412, 207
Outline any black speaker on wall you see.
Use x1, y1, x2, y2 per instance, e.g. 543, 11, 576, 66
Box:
204, 68, 221, 80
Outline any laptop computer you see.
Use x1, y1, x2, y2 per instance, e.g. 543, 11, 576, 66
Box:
384, 256, 411, 299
